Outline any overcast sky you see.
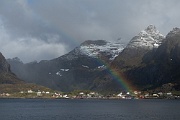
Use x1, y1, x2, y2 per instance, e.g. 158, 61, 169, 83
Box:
0, 0, 180, 63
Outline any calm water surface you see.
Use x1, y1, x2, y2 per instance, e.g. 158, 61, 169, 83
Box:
0, 99, 179, 120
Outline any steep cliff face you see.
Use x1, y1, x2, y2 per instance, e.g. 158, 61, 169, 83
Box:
152, 27, 180, 83
0, 52, 24, 84
0, 52, 11, 73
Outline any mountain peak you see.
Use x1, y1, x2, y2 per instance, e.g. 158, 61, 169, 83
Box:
145, 25, 157, 32
166, 27, 180, 38
126, 25, 165, 49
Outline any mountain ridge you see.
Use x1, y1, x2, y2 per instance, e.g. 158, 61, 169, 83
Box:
7, 25, 180, 93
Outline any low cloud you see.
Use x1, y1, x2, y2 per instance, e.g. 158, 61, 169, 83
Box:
0, 23, 67, 63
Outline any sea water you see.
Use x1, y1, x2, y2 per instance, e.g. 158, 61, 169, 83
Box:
0, 99, 179, 120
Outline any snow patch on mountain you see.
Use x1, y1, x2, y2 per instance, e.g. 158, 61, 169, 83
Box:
126, 25, 165, 49
60, 69, 69, 71
97, 65, 106, 69
79, 40, 125, 60
82, 65, 89, 68
56, 71, 62, 76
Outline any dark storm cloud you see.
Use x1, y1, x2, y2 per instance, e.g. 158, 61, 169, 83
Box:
0, 0, 180, 62
30, 0, 180, 41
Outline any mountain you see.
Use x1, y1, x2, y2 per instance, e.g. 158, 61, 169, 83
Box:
7, 26, 180, 93
103, 25, 180, 91
112, 25, 165, 69
60, 40, 124, 62
119, 27, 180, 90
7, 40, 125, 92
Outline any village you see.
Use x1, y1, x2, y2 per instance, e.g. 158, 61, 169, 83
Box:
0, 89, 179, 99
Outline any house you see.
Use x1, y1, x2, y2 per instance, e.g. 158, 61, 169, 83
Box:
20, 91, 24, 93
37, 91, 42, 96
28, 90, 33, 93
166, 92, 172, 96
79, 92, 84, 95
153, 94, 159, 98
63, 94, 69, 99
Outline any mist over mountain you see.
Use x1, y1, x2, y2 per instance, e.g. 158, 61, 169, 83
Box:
0, 52, 23, 84
0, 52, 54, 93
7, 40, 125, 92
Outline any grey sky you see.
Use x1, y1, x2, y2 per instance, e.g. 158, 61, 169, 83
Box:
0, 0, 180, 63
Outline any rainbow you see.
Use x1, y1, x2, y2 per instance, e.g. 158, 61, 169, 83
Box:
97, 58, 135, 93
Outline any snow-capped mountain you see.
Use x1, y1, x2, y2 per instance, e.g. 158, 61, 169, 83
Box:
123, 27, 180, 88
126, 25, 165, 49
112, 25, 165, 68
62, 40, 125, 61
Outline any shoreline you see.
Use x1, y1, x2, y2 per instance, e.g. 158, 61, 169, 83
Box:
0, 96, 179, 100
